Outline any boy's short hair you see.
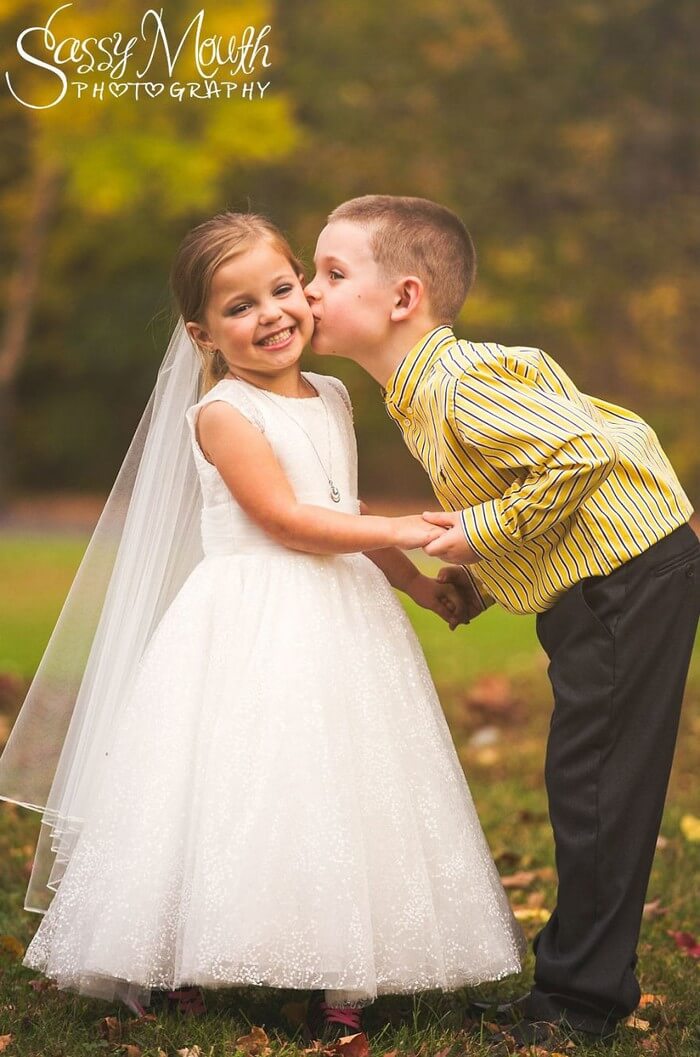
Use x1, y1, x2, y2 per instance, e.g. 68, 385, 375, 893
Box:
328, 195, 476, 323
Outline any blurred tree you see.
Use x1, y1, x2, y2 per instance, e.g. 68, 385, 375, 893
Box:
1, 0, 698, 504
0, 0, 298, 509
256, 0, 700, 499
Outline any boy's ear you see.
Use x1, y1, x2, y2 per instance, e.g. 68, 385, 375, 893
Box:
390, 276, 424, 322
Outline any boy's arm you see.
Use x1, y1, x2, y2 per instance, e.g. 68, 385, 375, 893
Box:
433, 361, 618, 562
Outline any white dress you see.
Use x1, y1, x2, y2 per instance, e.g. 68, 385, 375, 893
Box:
22, 371, 525, 1011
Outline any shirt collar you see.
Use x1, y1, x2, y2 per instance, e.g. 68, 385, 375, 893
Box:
383, 325, 455, 416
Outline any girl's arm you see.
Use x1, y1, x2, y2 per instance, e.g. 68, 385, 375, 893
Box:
197, 401, 444, 555
358, 499, 422, 591
358, 500, 469, 629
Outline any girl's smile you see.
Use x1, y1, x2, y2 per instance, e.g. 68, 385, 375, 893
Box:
186, 240, 314, 394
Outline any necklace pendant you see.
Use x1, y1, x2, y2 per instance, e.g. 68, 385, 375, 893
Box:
330, 483, 341, 503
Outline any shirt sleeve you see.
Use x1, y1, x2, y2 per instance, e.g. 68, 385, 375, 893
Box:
461, 564, 497, 612
450, 359, 619, 559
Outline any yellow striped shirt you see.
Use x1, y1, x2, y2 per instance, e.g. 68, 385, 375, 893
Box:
383, 326, 694, 615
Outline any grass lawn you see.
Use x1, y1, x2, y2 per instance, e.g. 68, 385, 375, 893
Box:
0, 534, 698, 1056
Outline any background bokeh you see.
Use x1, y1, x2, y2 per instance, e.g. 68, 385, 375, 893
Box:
1, 0, 698, 508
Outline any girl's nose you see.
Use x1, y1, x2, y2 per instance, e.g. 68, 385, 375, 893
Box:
259, 302, 283, 323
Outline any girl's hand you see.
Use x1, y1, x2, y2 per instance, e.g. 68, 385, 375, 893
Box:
392, 515, 447, 551
422, 511, 481, 564
405, 572, 467, 630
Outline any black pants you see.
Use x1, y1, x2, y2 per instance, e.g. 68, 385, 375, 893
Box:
526, 523, 700, 1035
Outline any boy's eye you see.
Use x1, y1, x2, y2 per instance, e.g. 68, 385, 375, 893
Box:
329, 270, 343, 280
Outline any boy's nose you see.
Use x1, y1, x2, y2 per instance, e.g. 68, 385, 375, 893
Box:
304, 280, 319, 302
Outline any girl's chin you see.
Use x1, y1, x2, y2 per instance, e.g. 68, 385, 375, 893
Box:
309, 334, 335, 356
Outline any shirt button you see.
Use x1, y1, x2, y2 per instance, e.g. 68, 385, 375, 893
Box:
686, 565, 695, 579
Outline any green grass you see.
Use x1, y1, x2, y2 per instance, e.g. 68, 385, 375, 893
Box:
1, 534, 699, 1056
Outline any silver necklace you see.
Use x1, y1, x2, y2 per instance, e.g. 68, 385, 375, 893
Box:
231, 374, 341, 503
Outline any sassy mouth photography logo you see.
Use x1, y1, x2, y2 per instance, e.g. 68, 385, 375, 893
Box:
5, 3, 272, 110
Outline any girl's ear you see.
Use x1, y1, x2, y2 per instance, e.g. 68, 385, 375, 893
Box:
390, 276, 424, 322
186, 320, 214, 353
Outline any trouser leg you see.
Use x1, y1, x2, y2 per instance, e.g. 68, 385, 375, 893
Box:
528, 525, 700, 1035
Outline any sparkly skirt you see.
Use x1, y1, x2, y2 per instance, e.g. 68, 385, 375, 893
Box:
23, 550, 525, 1008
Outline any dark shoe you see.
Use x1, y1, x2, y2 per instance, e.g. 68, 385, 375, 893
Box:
488, 1017, 616, 1051
304, 990, 366, 1041
466, 992, 530, 1022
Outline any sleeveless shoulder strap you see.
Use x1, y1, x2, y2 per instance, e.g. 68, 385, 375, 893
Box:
184, 381, 266, 466
308, 373, 354, 419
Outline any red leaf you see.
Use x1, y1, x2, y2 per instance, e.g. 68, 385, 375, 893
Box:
668, 930, 700, 957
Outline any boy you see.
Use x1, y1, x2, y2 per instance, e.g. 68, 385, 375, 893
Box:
304, 195, 700, 1046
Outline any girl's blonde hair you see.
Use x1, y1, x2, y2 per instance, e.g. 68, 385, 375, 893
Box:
170, 211, 304, 395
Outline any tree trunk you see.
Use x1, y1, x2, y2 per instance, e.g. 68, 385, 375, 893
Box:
0, 160, 62, 516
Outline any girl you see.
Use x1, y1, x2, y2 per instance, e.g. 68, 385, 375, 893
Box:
0, 212, 524, 1038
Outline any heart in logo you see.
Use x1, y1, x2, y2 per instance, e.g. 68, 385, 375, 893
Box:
145, 82, 164, 97
109, 82, 129, 98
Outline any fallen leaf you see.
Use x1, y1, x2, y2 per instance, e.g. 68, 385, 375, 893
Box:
158, 1051, 168, 1057
98, 1015, 122, 1042
642, 898, 667, 920
336, 1033, 370, 1057
512, 906, 551, 923
0, 935, 25, 959
381, 1050, 399, 1057
680, 814, 700, 842
638, 994, 667, 1008
465, 674, 520, 723
501, 866, 556, 890
473, 746, 501, 767
625, 1015, 650, 1031
28, 977, 57, 992
0, 1037, 12, 1054
526, 891, 547, 908
501, 870, 537, 889
176, 1048, 203, 1057
123, 1047, 143, 1057
235, 1025, 271, 1056
668, 930, 700, 957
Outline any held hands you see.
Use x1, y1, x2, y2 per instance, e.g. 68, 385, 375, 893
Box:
421, 511, 481, 564
392, 514, 448, 551
404, 570, 470, 631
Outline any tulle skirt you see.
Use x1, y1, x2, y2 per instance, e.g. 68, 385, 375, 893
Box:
23, 551, 525, 1008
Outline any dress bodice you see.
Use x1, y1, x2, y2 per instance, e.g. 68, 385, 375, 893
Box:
184, 372, 360, 556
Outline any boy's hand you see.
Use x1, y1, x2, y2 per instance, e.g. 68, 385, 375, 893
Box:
435, 566, 486, 622
421, 511, 481, 564
404, 571, 467, 631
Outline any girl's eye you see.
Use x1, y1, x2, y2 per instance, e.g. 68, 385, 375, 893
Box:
228, 303, 250, 315
274, 284, 293, 296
